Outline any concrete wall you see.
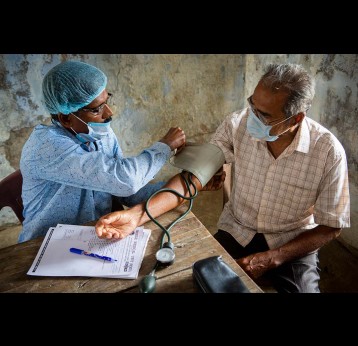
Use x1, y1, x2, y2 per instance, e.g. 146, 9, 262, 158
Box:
0, 54, 245, 224
1, 54, 357, 249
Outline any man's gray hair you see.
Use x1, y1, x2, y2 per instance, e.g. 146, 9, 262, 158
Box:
260, 63, 315, 117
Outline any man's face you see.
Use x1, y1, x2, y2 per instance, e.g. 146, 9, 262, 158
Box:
63, 90, 114, 134
73, 89, 113, 133
250, 81, 293, 136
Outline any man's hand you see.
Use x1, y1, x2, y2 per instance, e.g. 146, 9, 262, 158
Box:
95, 209, 141, 240
201, 167, 226, 191
236, 251, 276, 279
159, 127, 186, 151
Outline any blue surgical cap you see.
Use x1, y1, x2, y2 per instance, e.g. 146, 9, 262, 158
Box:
42, 61, 107, 115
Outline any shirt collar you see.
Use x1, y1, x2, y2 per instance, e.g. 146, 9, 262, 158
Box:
290, 117, 311, 154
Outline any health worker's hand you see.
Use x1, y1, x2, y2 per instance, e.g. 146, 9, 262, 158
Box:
159, 127, 186, 151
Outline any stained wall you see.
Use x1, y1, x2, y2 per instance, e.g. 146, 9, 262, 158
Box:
1, 54, 356, 248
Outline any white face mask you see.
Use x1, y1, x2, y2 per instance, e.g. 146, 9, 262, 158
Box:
246, 108, 294, 142
71, 113, 112, 143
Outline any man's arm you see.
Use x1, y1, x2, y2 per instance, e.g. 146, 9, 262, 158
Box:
96, 170, 225, 239
236, 225, 341, 279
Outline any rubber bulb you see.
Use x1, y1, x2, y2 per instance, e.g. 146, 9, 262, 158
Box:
139, 275, 157, 293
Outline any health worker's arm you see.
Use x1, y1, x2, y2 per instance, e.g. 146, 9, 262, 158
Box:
24, 127, 185, 198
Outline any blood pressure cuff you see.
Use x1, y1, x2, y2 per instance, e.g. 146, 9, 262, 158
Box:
192, 256, 250, 293
169, 143, 225, 187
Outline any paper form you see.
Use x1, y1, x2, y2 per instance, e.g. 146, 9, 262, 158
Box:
27, 224, 151, 279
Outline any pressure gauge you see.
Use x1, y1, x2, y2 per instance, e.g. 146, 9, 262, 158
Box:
155, 242, 175, 265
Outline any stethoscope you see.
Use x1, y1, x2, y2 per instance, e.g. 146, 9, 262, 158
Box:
138, 171, 198, 293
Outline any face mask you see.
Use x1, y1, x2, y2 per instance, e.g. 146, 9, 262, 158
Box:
71, 113, 112, 143
247, 109, 278, 142
246, 108, 294, 142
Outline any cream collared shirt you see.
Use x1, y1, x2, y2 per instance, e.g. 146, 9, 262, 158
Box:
210, 108, 350, 249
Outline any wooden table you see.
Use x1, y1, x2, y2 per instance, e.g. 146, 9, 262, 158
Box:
0, 205, 263, 293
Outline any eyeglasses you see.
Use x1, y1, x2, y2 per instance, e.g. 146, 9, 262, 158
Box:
79, 93, 113, 116
247, 95, 288, 126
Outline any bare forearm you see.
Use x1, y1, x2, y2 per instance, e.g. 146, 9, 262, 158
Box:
96, 169, 224, 240
132, 172, 202, 226
238, 225, 341, 279
271, 225, 341, 266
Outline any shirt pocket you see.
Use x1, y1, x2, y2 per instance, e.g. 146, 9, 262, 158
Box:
279, 174, 319, 221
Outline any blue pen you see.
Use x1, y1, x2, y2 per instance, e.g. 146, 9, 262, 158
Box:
69, 248, 117, 262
